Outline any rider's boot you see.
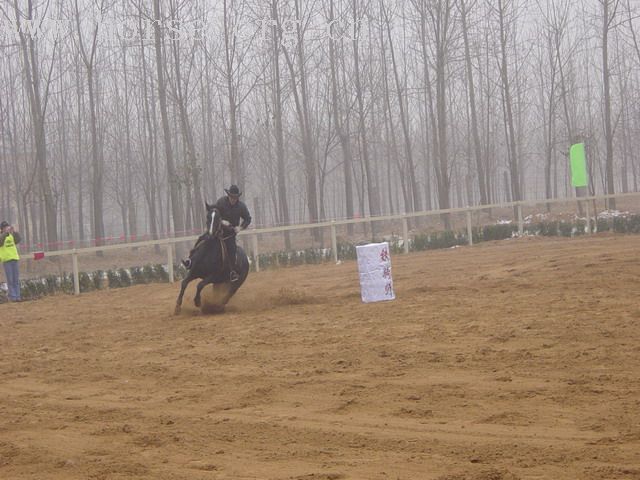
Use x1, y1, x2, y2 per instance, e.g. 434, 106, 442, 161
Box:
182, 247, 197, 269
229, 254, 240, 282
230, 269, 239, 282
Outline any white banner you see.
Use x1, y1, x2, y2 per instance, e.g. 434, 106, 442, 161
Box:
356, 242, 395, 303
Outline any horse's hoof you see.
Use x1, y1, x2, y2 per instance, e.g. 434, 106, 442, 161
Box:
174, 305, 181, 315
194, 297, 201, 308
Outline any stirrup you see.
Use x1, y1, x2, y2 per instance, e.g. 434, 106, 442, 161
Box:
230, 270, 239, 283
182, 258, 192, 269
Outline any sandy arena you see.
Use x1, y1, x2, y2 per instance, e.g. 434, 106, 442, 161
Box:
1, 234, 639, 479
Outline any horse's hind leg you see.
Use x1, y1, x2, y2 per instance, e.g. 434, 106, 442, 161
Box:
175, 274, 194, 315
194, 275, 215, 308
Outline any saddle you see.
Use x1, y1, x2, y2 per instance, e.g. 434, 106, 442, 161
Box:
189, 234, 236, 273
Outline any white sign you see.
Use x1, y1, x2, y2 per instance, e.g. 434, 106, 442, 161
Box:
356, 242, 395, 303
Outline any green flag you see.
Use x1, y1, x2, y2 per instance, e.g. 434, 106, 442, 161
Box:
570, 143, 588, 187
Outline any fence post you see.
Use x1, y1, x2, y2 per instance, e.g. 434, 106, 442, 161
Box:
517, 203, 524, 236
167, 243, 174, 283
402, 216, 409, 253
585, 200, 591, 234
252, 232, 260, 272
331, 221, 338, 263
466, 210, 473, 246
72, 250, 80, 295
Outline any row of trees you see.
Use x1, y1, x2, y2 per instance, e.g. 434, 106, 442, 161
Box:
0, 0, 638, 249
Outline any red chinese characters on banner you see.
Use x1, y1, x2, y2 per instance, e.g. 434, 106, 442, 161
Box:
385, 282, 393, 296
382, 265, 391, 279
380, 248, 389, 262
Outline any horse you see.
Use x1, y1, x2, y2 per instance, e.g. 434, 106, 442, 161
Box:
174, 203, 249, 315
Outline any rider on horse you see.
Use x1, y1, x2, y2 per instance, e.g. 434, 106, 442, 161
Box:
182, 185, 252, 282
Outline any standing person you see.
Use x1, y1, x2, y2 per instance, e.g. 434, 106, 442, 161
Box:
0, 221, 22, 302
182, 185, 252, 282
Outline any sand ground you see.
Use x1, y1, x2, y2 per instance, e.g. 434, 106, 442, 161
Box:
1, 234, 639, 479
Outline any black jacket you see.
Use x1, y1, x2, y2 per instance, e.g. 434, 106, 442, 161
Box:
215, 196, 252, 229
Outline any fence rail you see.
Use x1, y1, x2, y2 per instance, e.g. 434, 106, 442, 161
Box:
24, 191, 640, 295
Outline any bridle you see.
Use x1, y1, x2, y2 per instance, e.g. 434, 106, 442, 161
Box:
207, 208, 222, 238
205, 207, 232, 267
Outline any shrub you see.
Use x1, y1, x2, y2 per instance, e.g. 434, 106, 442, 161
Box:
118, 268, 132, 287
540, 221, 559, 236
482, 224, 515, 241
79, 272, 92, 292
130, 266, 146, 285
626, 214, 640, 233
21, 280, 40, 300
20, 280, 33, 300
43, 275, 59, 294
143, 264, 156, 282
596, 218, 611, 232
558, 221, 573, 237
304, 248, 321, 264
107, 269, 121, 288
60, 273, 74, 293
428, 230, 460, 249
174, 264, 187, 280
337, 242, 356, 260
92, 270, 104, 289
153, 264, 169, 282
574, 220, 587, 235
411, 233, 430, 252
611, 215, 640, 233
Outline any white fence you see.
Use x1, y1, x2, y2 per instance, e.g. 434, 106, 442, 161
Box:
29, 192, 640, 295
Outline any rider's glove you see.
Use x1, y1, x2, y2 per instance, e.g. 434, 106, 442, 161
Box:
234, 226, 241, 234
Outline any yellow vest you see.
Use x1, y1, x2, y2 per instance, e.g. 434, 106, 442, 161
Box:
0, 233, 20, 262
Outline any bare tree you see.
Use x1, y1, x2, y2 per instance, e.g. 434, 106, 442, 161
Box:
459, 0, 488, 205
74, 0, 106, 248
269, 0, 292, 247
153, 0, 185, 241
12, 0, 58, 248
328, 0, 354, 229
353, 0, 380, 222
493, 0, 522, 202
599, 0, 621, 208
279, 0, 320, 230
382, 2, 422, 214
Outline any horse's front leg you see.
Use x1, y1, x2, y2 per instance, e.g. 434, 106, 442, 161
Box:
194, 275, 216, 308
175, 273, 195, 315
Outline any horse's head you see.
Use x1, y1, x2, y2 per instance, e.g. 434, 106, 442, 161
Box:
205, 202, 222, 238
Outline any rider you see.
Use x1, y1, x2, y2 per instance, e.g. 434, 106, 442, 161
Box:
183, 185, 252, 283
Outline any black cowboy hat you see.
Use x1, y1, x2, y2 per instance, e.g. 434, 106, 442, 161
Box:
224, 185, 242, 197
0, 221, 8, 229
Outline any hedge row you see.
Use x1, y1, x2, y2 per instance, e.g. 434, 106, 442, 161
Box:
3, 214, 639, 303
3, 264, 170, 303
250, 214, 640, 265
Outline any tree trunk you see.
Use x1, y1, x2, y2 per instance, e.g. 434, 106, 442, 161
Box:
497, 0, 522, 202
329, 0, 354, 232
383, 3, 422, 214
14, 0, 58, 249
153, 0, 185, 250
602, 0, 617, 208
460, 0, 487, 205
271, 0, 291, 248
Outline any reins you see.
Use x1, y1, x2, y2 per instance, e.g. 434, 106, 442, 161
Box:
205, 209, 235, 272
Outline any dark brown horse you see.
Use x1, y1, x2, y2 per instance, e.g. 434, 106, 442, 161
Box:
174, 204, 249, 314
